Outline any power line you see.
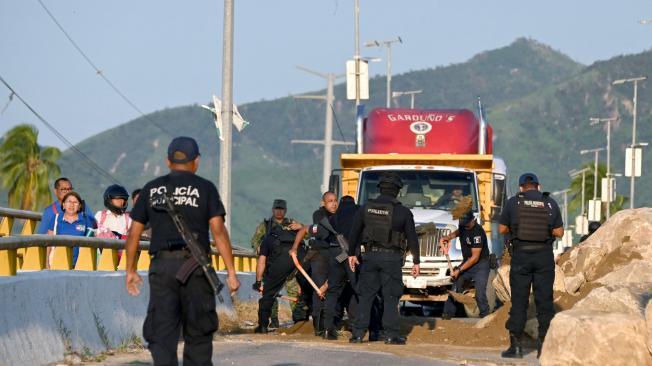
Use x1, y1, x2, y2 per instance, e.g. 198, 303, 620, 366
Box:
0, 75, 121, 185
36, 0, 176, 138
329, 103, 351, 152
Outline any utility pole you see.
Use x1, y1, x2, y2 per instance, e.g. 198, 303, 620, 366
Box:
613, 76, 647, 209
365, 37, 402, 108
292, 67, 354, 193
219, 0, 234, 230
590, 117, 617, 219
551, 189, 570, 227
354, 0, 360, 108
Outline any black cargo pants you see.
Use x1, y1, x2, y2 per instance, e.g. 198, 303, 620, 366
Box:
258, 245, 305, 326
144, 255, 217, 366
352, 250, 404, 339
506, 247, 555, 339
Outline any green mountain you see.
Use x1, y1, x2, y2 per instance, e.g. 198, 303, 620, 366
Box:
53, 38, 652, 245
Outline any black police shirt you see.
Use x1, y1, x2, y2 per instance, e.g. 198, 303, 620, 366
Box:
130, 170, 226, 253
499, 190, 563, 244
459, 223, 489, 262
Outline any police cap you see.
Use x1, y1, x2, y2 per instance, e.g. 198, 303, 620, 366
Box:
168, 136, 200, 163
377, 172, 403, 189
459, 210, 475, 226
272, 199, 287, 209
518, 172, 539, 186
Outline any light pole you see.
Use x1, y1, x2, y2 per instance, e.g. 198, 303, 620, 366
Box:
391, 90, 422, 108
580, 148, 605, 200
292, 66, 354, 193
612, 76, 647, 208
551, 189, 570, 227
590, 117, 617, 218
570, 167, 591, 235
365, 37, 403, 108
219, 0, 234, 230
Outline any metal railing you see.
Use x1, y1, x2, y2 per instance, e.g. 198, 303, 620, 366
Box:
0, 207, 256, 276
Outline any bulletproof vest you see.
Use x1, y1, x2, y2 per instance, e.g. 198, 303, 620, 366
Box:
515, 192, 552, 243
362, 199, 403, 249
267, 220, 296, 258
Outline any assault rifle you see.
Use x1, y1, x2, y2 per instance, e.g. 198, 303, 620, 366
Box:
151, 192, 225, 303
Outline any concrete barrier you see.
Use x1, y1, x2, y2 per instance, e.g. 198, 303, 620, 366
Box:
0, 270, 256, 366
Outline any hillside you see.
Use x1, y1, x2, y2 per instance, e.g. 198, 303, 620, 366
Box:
55, 38, 652, 245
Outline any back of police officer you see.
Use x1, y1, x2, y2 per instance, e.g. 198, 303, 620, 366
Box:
499, 173, 563, 359
125, 136, 240, 366
347, 172, 420, 345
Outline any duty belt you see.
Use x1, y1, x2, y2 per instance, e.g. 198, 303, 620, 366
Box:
367, 246, 402, 254
152, 248, 191, 259
514, 243, 550, 252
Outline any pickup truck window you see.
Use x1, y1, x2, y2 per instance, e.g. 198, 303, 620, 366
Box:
359, 170, 478, 211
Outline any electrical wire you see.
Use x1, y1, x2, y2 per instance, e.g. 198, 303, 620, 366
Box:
36, 0, 176, 138
0, 75, 121, 185
329, 102, 352, 152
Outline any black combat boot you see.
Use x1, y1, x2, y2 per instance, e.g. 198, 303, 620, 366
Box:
323, 329, 339, 340
349, 335, 363, 343
313, 316, 325, 336
254, 324, 268, 334
384, 336, 407, 345
269, 317, 280, 329
501, 332, 523, 359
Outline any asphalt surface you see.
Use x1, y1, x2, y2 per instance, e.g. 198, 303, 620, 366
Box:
91, 337, 540, 366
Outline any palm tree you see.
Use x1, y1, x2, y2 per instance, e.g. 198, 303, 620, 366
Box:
568, 162, 627, 221
0, 124, 61, 211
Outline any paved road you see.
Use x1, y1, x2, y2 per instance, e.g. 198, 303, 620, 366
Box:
92, 337, 540, 366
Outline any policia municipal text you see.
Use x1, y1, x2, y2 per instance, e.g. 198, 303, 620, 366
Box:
125, 137, 240, 366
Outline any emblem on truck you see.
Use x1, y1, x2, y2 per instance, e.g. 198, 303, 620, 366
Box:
410, 122, 432, 147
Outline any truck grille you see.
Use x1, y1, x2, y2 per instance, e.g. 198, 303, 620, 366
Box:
417, 226, 451, 258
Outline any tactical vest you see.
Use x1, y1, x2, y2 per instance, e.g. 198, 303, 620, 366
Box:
515, 192, 552, 243
362, 199, 404, 249
267, 220, 297, 258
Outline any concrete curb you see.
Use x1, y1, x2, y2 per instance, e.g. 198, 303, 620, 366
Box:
0, 270, 256, 366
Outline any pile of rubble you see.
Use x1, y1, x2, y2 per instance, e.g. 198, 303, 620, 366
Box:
490, 208, 652, 365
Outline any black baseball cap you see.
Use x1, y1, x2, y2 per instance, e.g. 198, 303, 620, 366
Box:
272, 199, 287, 209
459, 211, 475, 226
518, 172, 539, 186
168, 137, 200, 163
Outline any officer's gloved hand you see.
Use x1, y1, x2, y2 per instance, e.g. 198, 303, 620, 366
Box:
252, 281, 262, 292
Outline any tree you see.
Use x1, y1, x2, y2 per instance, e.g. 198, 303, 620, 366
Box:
568, 162, 627, 221
0, 124, 61, 211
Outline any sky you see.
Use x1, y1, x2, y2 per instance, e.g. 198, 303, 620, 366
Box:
1, 0, 651, 149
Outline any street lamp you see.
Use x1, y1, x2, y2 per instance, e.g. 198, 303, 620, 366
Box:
580, 148, 605, 221
391, 90, 422, 108
365, 37, 403, 108
569, 167, 591, 234
612, 76, 647, 208
551, 189, 571, 227
590, 117, 617, 219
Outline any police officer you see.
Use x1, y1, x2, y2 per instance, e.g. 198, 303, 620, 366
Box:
579, 221, 601, 243
439, 210, 491, 319
251, 200, 305, 326
125, 136, 240, 366
499, 173, 563, 359
254, 199, 305, 333
347, 172, 420, 345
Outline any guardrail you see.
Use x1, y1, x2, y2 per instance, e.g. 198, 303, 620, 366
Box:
0, 207, 256, 276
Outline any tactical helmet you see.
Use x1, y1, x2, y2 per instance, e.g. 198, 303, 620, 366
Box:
588, 221, 601, 233
103, 184, 129, 215
377, 172, 404, 189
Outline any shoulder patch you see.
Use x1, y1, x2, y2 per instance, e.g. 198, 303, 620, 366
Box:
474, 236, 482, 244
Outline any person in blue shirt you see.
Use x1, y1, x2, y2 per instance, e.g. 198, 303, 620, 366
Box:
47, 191, 96, 268
37, 177, 94, 234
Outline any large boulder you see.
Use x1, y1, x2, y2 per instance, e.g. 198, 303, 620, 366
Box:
647, 301, 652, 355
595, 260, 652, 287
574, 284, 651, 317
540, 309, 652, 366
492, 263, 566, 303
560, 208, 652, 285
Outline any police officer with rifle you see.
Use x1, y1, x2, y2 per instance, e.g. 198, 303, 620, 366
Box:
347, 172, 420, 345
125, 137, 240, 366
499, 173, 563, 359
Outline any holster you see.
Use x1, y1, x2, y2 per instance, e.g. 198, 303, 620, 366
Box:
176, 257, 200, 284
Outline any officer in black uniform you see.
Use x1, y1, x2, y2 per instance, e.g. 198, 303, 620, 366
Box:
254, 200, 305, 334
440, 210, 491, 319
125, 136, 240, 366
347, 172, 420, 345
499, 173, 563, 359
579, 221, 601, 243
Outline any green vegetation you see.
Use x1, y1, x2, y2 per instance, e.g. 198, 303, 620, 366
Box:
0, 124, 61, 211
44, 38, 651, 244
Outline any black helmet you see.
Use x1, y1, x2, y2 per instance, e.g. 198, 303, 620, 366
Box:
377, 172, 403, 189
588, 221, 601, 233
103, 184, 129, 215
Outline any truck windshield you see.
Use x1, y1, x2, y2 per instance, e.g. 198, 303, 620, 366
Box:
358, 170, 478, 211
